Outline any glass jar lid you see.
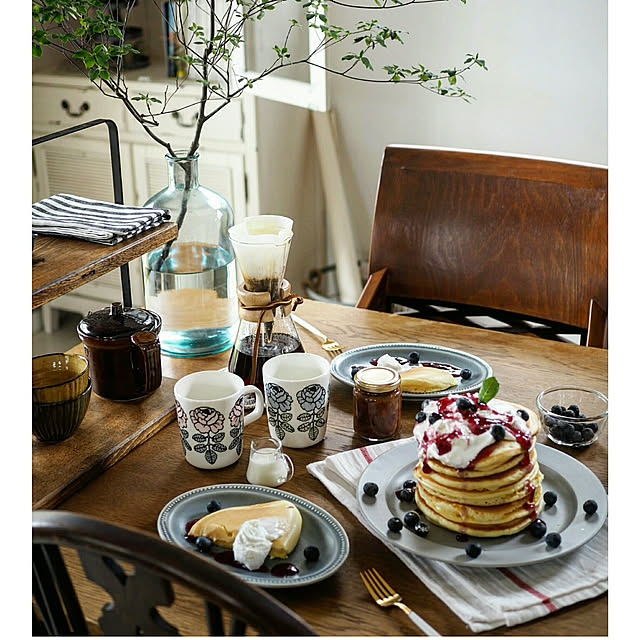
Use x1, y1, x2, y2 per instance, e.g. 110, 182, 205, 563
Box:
78, 302, 161, 340
354, 366, 401, 393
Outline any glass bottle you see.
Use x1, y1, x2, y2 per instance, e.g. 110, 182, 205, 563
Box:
142, 152, 238, 357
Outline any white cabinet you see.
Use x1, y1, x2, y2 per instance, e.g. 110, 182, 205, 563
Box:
32, 68, 258, 332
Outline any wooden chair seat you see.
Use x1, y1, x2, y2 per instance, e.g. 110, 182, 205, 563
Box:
357, 146, 608, 348
33, 510, 316, 636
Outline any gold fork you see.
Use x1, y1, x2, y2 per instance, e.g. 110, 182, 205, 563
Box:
290, 313, 344, 357
360, 568, 441, 636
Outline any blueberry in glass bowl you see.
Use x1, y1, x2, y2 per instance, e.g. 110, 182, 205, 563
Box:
536, 386, 607, 448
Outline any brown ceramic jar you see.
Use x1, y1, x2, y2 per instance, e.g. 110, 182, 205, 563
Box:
77, 302, 162, 401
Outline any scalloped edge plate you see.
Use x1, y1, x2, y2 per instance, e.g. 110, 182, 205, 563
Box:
158, 483, 349, 588
330, 343, 493, 400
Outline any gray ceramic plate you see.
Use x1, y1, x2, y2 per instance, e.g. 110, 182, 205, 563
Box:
157, 483, 349, 588
357, 442, 607, 567
330, 343, 493, 400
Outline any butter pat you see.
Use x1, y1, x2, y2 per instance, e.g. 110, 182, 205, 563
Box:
188, 499, 302, 558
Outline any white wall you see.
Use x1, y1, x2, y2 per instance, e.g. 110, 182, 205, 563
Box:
255, 0, 608, 291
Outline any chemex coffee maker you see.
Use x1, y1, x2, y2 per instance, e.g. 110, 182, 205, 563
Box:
227, 216, 304, 390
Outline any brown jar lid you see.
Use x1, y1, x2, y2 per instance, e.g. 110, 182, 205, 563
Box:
78, 302, 161, 340
354, 366, 401, 393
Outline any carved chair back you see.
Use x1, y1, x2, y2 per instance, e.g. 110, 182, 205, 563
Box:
33, 510, 316, 636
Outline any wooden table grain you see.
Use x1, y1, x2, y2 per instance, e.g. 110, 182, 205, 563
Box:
56, 300, 608, 636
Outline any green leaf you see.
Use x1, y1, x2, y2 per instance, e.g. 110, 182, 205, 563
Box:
478, 377, 500, 404
32, 43, 42, 58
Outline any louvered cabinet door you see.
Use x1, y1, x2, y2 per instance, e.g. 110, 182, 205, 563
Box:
131, 144, 247, 223
32, 138, 145, 323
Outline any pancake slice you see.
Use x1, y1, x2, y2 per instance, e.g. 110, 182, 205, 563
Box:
188, 499, 302, 557
399, 366, 457, 393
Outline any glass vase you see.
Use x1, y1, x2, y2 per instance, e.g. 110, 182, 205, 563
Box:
142, 152, 238, 357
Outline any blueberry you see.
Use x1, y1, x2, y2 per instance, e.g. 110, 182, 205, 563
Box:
465, 542, 482, 558
413, 522, 430, 537
363, 482, 379, 497
585, 421, 598, 432
304, 545, 320, 561
582, 427, 595, 441
415, 411, 427, 423
550, 404, 564, 415
528, 518, 547, 539
403, 479, 417, 489
583, 499, 598, 515
195, 536, 213, 553
543, 491, 558, 507
563, 408, 576, 417
408, 351, 420, 365
568, 404, 581, 416
399, 488, 414, 502
351, 365, 363, 379
572, 430, 584, 443
545, 532, 562, 548
490, 424, 506, 441
387, 517, 403, 533
456, 397, 476, 412
206, 500, 222, 513
428, 412, 442, 424
460, 368, 472, 380
403, 511, 420, 528
550, 425, 564, 440
517, 409, 530, 422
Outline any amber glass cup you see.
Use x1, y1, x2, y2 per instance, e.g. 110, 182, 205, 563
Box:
32, 353, 89, 404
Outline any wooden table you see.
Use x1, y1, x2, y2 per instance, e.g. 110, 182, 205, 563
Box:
52, 300, 608, 636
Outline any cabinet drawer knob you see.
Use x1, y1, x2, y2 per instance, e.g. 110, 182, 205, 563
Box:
172, 111, 198, 127
61, 100, 90, 117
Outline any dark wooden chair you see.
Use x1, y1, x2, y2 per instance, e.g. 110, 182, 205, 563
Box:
356, 146, 608, 348
33, 510, 316, 636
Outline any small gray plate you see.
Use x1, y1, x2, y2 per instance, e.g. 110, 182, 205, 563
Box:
157, 484, 349, 588
330, 343, 493, 401
357, 442, 607, 567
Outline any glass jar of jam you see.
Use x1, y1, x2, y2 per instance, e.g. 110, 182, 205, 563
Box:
353, 366, 402, 441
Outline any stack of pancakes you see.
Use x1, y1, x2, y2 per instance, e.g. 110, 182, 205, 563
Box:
413, 399, 543, 537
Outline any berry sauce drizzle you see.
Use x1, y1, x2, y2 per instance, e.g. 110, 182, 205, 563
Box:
419, 393, 533, 470
369, 357, 463, 377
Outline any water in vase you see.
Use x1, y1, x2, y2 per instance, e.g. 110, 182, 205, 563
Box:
144, 243, 238, 357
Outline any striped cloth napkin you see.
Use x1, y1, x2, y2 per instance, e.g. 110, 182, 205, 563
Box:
32, 193, 170, 245
307, 438, 608, 633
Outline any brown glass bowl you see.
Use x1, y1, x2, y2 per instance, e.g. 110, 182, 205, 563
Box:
32, 380, 92, 443
32, 353, 89, 404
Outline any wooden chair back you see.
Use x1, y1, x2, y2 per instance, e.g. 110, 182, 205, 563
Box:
357, 145, 607, 347
33, 510, 316, 636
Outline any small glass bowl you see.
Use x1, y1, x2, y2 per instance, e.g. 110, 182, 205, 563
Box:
536, 385, 607, 448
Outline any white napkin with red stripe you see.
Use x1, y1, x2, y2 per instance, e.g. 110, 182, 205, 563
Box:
307, 438, 608, 633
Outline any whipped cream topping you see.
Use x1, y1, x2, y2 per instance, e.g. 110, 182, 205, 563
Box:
376, 353, 412, 372
232, 517, 286, 570
414, 395, 531, 470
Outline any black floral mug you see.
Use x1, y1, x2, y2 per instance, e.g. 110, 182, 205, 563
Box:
173, 370, 264, 469
262, 353, 330, 448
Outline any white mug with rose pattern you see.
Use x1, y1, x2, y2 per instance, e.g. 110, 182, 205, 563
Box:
173, 370, 264, 469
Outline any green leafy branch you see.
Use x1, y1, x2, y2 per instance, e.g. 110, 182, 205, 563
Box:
33, 0, 487, 155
